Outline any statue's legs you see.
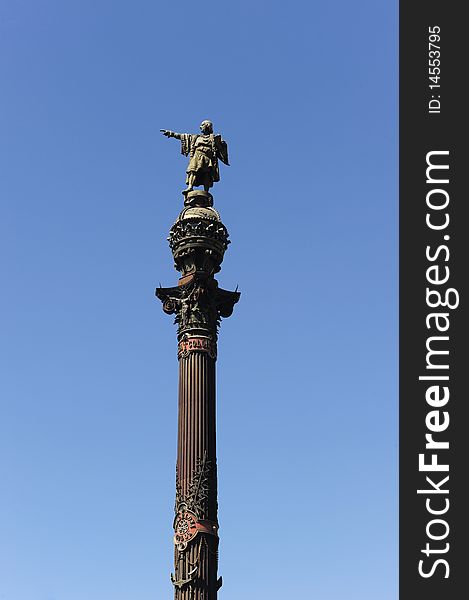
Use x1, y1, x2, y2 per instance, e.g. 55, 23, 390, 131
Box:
184, 171, 212, 193
184, 172, 196, 192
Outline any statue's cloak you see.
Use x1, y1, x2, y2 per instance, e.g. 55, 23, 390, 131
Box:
179, 133, 229, 188
214, 135, 229, 166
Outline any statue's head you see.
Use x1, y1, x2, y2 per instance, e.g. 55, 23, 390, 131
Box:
199, 120, 213, 134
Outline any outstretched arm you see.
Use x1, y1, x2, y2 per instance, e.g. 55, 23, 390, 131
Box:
160, 129, 182, 140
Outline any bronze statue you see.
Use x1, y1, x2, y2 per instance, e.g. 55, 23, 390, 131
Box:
160, 120, 229, 192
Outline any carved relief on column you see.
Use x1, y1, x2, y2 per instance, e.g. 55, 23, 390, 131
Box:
174, 453, 218, 551
171, 455, 221, 597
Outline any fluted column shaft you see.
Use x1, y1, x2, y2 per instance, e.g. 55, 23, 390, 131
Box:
177, 352, 217, 515
174, 350, 219, 600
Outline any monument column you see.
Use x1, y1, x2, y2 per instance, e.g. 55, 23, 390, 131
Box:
156, 183, 239, 598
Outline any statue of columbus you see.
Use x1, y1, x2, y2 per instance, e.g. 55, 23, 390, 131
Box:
160, 120, 229, 193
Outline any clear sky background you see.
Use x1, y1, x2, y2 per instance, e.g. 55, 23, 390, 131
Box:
0, 1, 397, 598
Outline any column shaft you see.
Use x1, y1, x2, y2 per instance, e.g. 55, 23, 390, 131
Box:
174, 350, 219, 600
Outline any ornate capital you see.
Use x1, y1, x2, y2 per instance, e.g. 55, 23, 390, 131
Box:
155, 278, 239, 351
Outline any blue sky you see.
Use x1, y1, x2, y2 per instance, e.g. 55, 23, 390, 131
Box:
0, 1, 397, 598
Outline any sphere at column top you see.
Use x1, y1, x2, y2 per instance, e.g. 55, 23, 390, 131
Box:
176, 205, 221, 223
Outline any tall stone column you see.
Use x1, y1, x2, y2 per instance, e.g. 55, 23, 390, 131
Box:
156, 191, 239, 600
